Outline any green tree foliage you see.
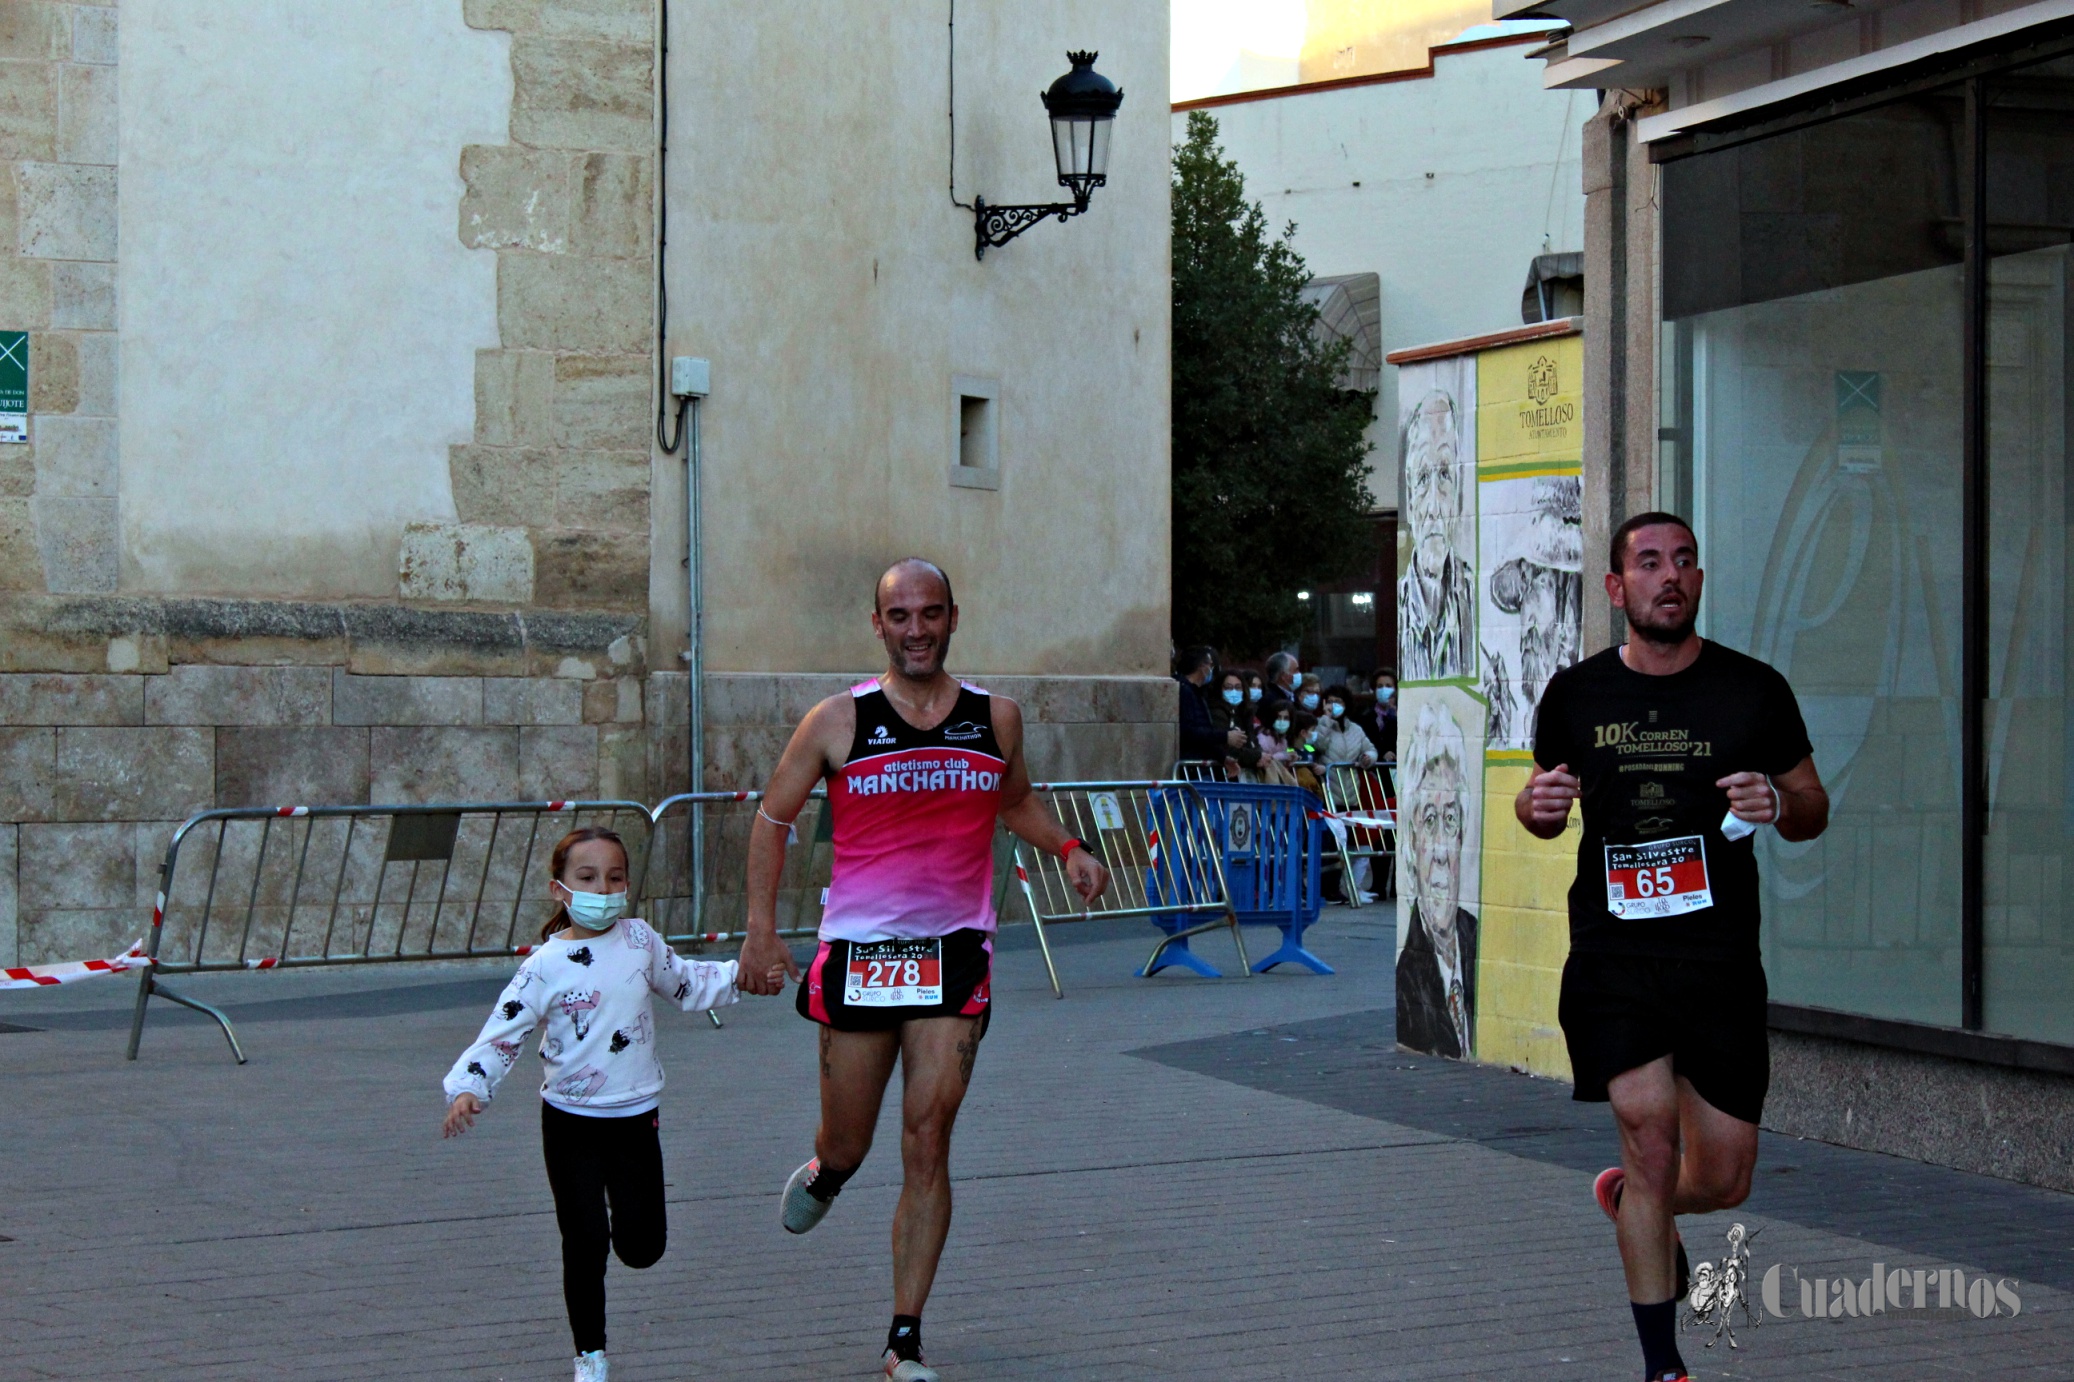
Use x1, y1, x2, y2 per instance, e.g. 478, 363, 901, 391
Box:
1171, 109, 1376, 656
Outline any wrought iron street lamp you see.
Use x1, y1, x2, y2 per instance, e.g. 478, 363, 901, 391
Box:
973, 51, 1124, 260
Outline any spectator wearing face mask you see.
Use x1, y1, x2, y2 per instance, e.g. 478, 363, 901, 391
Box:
1174, 646, 1231, 767
1295, 673, 1325, 718
1254, 703, 1302, 787
1310, 684, 1379, 768
1208, 670, 1263, 777
1244, 671, 1267, 710
1369, 670, 1399, 761
1286, 709, 1326, 794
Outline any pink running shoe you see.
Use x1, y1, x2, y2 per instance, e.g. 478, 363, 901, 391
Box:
1594, 1166, 1625, 1221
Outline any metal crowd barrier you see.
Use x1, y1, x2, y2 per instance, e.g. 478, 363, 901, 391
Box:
643, 789, 832, 947
124, 774, 1323, 1062
127, 799, 652, 1063
1319, 762, 1397, 904
1170, 759, 1224, 782
1191, 781, 1334, 975
1010, 781, 1246, 997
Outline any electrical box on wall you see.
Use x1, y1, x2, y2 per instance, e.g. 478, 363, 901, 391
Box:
671, 356, 710, 398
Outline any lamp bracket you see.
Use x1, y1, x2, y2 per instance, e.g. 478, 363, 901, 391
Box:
972, 192, 1092, 261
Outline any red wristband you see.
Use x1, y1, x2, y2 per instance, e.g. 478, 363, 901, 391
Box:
1058, 838, 1084, 861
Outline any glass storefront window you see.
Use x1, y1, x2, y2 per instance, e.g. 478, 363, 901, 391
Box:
1984, 58, 2074, 1041
1664, 96, 1968, 1025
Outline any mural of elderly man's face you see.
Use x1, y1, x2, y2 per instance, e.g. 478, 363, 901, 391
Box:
1492, 558, 1584, 698
1409, 750, 1466, 940
1403, 393, 1461, 580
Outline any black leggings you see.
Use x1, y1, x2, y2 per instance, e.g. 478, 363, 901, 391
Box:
540, 1102, 668, 1354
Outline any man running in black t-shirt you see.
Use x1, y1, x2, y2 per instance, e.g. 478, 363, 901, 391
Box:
1517, 513, 1828, 1382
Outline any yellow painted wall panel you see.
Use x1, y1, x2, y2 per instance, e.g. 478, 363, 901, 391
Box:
1476, 336, 1582, 468
1475, 759, 1573, 1078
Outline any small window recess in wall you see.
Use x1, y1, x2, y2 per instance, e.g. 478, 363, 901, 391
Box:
950, 374, 1000, 490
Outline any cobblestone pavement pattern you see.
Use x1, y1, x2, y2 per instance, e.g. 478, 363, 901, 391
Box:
4, 906, 2069, 1380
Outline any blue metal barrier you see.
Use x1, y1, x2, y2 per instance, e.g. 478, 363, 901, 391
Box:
1145, 781, 1333, 978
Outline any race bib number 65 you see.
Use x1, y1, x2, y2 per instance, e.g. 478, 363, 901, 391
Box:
1605, 836, 1713, 919
845, 938, 944, 1008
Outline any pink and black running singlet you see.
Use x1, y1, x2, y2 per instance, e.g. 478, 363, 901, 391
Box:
819, 678, 1006, 943
796, 678, 1004, 1030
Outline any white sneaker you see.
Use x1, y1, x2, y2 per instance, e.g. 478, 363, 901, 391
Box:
781, 1156, 835, 1234
574, 1350, 608, 1382
883, 1350, 941, 1382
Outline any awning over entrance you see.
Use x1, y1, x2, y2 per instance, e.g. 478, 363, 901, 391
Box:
1300, 271, 1382, 393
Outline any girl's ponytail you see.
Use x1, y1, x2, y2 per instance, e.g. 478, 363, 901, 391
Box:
539, 826, 630, 942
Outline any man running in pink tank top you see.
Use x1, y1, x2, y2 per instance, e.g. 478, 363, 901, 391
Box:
737, 557, 1109, 1382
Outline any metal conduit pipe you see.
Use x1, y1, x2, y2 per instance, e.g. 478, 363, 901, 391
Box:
654, 0, 711, 930
687, 395, 705, 934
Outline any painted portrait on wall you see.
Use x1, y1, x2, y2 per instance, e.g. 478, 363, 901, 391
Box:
1395, 690, 1483, 1058
1479, 474, 1583, 749
1397, 357, 1477, 682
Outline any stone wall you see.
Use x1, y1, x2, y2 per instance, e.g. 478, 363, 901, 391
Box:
0, 1, 118, 595
429, 0, 654, 611
1767, 1031, 2074, 1194
0, 598, 647, 965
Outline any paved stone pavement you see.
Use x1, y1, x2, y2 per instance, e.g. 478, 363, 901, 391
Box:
4, 905, 2070, 1381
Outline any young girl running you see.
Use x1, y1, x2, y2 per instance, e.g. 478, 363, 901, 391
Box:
442, 826, 745, 1382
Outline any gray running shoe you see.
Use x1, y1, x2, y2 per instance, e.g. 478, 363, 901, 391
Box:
781, 1157, 834, 1234
882, 1351, 941, 1382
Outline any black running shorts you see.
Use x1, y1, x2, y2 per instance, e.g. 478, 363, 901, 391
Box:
796, 928, 993, 1033
1558, 951, 1770, 1125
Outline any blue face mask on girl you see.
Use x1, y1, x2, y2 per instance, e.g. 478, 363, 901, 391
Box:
560, 889, 627, 931
1222, 688, 1243, 706
1247, 686, 1262, 702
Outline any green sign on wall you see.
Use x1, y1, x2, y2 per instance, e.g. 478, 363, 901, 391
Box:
0, 331, 26, 443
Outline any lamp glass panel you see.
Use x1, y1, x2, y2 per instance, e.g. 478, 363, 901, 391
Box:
1050, 115, 1076, 182
1088, 117, 1112, 180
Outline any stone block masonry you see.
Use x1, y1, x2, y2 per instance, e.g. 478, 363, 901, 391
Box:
421, 0, 660, 614
0, 597, 651, 966
0, 2, 119, 597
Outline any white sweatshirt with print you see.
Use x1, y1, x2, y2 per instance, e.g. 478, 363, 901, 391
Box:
443, 916, 739, 1117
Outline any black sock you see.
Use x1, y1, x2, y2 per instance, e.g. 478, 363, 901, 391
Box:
1630, 1299, 1684, 1380
887, 1315, 922, 1362
805, 1160, 856, 1204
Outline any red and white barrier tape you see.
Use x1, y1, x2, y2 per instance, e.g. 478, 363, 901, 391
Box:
1, 940, 153, 989
1308, 809, 1397, 847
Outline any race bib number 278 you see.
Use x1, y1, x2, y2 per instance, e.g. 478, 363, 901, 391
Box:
845, 938, 944, 1008
1605, 836, 1713, 919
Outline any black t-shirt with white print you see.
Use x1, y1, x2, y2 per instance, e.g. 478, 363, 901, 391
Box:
1532, 641, 1812, 962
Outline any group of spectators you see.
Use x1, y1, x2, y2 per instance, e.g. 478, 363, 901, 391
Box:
1175, 647, 1398, 790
